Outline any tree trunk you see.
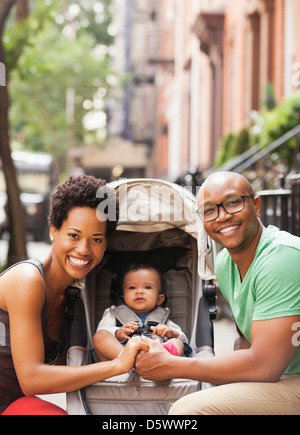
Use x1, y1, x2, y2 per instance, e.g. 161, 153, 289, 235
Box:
0, 0, 28, 266
16, 0, 29, 21
0, 0, 16, 29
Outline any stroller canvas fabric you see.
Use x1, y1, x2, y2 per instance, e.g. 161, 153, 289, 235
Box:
66, 179, 216, 415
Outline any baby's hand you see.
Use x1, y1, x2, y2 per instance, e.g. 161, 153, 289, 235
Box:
115, 322, 139, 342
151, 324, 179, 339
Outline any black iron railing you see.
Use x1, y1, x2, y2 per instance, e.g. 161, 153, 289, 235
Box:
218, 124, 300, 174
257, 175, 300, 236
291, 175, 300, 237
257, 189, 292, 233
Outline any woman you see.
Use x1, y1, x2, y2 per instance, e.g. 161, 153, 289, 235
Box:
0, 175, 149, 415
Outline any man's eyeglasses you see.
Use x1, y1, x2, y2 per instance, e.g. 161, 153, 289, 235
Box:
197, 195, 255, 223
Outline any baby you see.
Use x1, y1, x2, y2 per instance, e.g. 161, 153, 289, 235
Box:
93, 264, 190, 362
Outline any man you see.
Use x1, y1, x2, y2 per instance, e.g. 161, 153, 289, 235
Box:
135, 172, 300, 415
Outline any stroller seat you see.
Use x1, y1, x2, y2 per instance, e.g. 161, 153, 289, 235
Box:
83, 374, 199, 415
67, 258, 203, 415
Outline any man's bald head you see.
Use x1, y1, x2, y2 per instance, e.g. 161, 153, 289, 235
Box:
197, 172, 254, 207
201, 171, 254, 194
197, 171, 262, 253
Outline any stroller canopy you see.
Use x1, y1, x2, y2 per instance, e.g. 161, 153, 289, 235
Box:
107, 179, 215, 281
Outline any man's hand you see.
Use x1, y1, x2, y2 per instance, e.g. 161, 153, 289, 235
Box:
151, 324, 179, 339
115, 322, 139, 342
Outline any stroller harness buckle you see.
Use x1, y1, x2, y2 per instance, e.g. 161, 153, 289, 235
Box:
110, 305, 170, 340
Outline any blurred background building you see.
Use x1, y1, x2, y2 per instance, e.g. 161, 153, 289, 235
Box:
104, 0, 300, 183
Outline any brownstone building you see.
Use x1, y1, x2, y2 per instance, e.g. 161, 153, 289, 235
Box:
151, 0, 300, 179
107, 0, 300, 181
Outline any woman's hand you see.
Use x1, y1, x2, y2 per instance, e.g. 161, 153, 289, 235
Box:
116, 337, 150, 374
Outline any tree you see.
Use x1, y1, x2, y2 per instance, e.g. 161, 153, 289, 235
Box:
1, 0, 115, 265
0, 0, 28, 265
16, 0, 29, 21
8, 0, 115, 162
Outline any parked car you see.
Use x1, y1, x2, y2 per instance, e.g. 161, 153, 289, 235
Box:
0, 151, 59, 242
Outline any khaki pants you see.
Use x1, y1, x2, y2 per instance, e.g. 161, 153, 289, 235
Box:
169, 376, 300, 415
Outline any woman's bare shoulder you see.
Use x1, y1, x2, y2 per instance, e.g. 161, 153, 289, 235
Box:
0, 262, 46, 313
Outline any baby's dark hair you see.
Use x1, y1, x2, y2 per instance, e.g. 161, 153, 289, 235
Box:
112, 263, 168, 307
48, 175, 119, 237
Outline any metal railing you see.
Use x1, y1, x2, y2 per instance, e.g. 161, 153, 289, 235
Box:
257, 189, 292, 233
291, 175, 300, 237
218, 124, 300, 174
257, 175, 300, 236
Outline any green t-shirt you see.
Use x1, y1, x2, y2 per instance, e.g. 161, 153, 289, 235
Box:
216, 225, 300, 375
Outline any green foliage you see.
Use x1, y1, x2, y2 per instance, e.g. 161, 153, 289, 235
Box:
73, 0, 115, 46
263, 82, 277, 112
257, 91, 300, 149
3, 0, 60, 72
215, 133, 236, 167
216, 91, 300, 168
215, 128, 251, 167
232, 127, 251, 157
254, 90, 300, 166
4, 0, 115, 160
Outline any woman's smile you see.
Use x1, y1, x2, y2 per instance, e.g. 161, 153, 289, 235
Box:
67, 255, 91, 269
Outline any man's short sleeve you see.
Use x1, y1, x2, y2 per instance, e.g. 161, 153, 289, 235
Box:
253, 245, 300, 321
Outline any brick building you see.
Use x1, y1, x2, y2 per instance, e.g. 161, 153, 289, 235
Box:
152, 0, 300, 179
107, 0, 300, 181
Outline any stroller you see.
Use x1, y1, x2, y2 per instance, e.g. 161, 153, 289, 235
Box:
66, 179, 216, 415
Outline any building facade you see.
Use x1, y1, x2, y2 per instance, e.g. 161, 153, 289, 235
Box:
108, 0, 300, 181
153, 0, 300, 179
